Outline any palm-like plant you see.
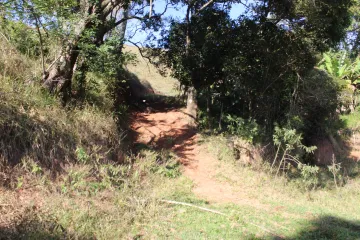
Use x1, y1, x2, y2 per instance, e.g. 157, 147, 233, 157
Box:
319, 51, 360, 85
318, 51, 360, 113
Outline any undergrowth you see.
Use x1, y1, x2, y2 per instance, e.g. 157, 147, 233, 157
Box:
203, 134, 360, 191
0, 36, 185, 239
1, 31, 360, 240
0, 78, 122, 184
340, 106, 360, 130
0, 147, 184, 239
0, 34, 125, 186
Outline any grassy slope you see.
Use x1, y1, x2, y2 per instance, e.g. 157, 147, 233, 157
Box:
1, 42, 360, 239
123, 45, 180, 97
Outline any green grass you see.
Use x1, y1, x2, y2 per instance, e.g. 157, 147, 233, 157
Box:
1, 39, 360, 239
340, 108, 360, 130
2, 166, 360, 239
1, 128, 360, 239
148, 165, 360, 239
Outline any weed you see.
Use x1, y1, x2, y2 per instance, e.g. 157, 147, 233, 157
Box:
149, 150, 181, 178
298, 163, 320, 191
16, 176, 24, 189
328, 155, 342, 188
272, 125, 316, 175
75, 147, 90, 164
0, 78, 123, 184
340, 107, 360, 130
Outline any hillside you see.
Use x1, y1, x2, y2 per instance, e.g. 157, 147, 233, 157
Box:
1, 37, 360, 239
1, 2, 360, 238
124, 45, 180, 97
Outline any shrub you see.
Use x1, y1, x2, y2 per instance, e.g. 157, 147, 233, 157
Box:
224, 115, 261, 143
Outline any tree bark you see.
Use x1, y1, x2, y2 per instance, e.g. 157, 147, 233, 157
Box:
186, 86, 198, 127
43, 42, 80, 104
185, 5, 199, 127
42, 12, 90, 104
118, 8, 128, 42
206, 85, 211, 127
73, 56, 88, 104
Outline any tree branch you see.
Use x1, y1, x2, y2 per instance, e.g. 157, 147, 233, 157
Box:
127, 40, 156, 66
196, 0, 214, 13
27, 4, 46, 77
0, 31, 9, 43
160, 200, 226, 215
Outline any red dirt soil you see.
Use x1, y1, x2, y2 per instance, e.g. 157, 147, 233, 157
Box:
131, 107, 260, 205
131, 105, 360, 206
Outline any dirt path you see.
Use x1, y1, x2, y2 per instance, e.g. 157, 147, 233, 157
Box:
131, 106, 254, 205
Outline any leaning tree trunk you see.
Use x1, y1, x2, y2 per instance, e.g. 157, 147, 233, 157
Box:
43, 43, 80, 105
42, 12, 93, 104
43, 18, 88, 104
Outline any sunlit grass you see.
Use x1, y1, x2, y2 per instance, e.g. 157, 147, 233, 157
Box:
341, 107, 360, 130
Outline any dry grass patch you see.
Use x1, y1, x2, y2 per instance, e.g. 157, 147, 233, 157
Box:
124, 45, 180, 97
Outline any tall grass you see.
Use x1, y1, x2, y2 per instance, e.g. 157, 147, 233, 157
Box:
0, 38, 124, 187
0, 37, 162, 239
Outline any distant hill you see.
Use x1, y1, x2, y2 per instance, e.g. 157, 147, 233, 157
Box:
123, 45, 180, 97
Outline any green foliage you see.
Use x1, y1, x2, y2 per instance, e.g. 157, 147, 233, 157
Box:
150, 150, 181, 178
225, 115, 260, 143
319, 51, 360, 85
156, 0, 352, 150
273, 125, 317, 154
139, 149, 181, 178
75, 147, 90, 164
272, 125, 317, 175
340, 106, 360, 129
317, 51, 360, 115
163, 7, 231, 89
153, 158, 181, 178
298, 163, 320, 191
0, 19, 42, 57
296, 69, 341, 137
60, 162, 130, 195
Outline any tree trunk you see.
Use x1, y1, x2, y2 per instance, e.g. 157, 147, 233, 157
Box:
206, 85, 211, 127
185, 6, 199, 127
43, 43, 80, 105
42, 16, 89, 104
73, 56, 88, 104
219, 102, 223, 130
109, 7, 129, 131
186, 86, 198, 127
118, 8, 128, 41
328, 134, 344, 154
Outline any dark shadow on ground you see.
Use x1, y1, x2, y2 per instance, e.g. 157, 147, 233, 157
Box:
130, 111, 196, 163
0, 206, 93, 240
125, 70, 155, 100
0, 99, 121, 187
0, 102, 76, 184
264, 215, 360, 240
155, 128, 196, 166
128, 83, 195, 166
124, 69, 184, 111
127, 69, 188, 156
0, 220, 93, 240
129, 94, 185, 114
